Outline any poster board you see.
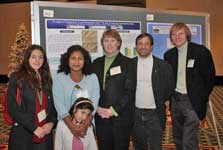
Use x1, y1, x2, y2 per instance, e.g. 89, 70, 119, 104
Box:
145, 10, 209, 58
31, 1, 209, 73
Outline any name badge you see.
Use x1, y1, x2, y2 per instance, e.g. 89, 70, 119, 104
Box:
187, 59, 195, 68
37, 109, 46, 122
110, 66, 121, 76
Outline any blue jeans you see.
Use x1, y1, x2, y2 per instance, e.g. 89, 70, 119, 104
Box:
133, 108, 163, 150
171, 92, 199, 150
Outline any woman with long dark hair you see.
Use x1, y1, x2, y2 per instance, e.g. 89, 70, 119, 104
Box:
53, 45, 99, 137
7, 44, 57, 150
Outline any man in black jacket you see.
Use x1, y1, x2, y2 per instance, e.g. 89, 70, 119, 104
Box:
164, 22, 215, 150
91, 29, 135, 150
132, 33, 174, 150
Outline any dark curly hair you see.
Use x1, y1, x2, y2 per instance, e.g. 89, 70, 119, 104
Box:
57, 45, 92, 75
15, 44, 52, 89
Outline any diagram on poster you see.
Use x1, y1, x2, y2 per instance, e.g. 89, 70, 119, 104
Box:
45, 19, 141, 72
147, 22, 202, 59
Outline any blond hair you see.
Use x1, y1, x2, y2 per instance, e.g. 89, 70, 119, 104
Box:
169, 23, 192, 42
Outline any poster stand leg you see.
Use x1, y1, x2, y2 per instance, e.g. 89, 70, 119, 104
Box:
209, 100, 222, 150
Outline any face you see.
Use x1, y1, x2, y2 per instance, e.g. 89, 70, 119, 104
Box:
171, 28, 188, 47
29, 49, 44, 72
102, 36, 120, 56
69, 51, 84, 73
74, 108, 91, 123
136, 36, 153, 58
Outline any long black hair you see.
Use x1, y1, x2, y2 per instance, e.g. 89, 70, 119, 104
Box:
57, 45, 92, 75
15, 44, 52, 89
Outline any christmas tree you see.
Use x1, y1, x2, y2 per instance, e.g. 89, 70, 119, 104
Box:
8, 23, 31, 76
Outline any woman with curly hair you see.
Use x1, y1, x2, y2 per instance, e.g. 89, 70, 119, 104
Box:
53, 45, 99, 138
7, 44, 57, 150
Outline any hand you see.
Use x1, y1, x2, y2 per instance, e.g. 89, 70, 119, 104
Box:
69, 122, 87, 138
69, 115, 93, 138
34, 127, 45, 138
63, 116, 85, 137
165, 100, 170, 111
42, 122, 54, 135
103, 108, 113, 118
73, 124, 87, 138
97, 107, 113, 118
199, 119, 206, 128
72, 115, 93, 137
97, 107, 106, 117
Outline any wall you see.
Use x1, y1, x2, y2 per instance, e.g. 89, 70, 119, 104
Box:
0, 2, 31, 74
147, 0, 223, 76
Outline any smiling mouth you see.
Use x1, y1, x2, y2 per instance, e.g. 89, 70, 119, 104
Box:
72, 65, 81, 68
33, 64, 41, 66
140, 49, 148, 52
106, 47, 114, 49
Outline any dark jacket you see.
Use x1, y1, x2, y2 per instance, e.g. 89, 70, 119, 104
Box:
164, 42, 215, 120
7, 73, 57, 150
132, 56, 174, 129
91, 53, 135, 127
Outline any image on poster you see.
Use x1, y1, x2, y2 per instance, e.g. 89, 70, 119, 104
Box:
45, 19, 141, 74
147, 22, 202, 59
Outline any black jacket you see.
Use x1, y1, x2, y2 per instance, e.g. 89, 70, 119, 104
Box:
132, 56, 174, 129
91, 53, 135, 127
7, 73, 57, 150
164, 42, 215, 120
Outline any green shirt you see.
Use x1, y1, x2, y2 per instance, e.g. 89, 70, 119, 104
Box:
103, 52, 119, 117
103, 52, 119, 89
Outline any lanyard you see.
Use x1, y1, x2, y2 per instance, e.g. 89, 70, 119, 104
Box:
37, 90, 42, 106
35, 90, 47, 113
36, 77, 43, 107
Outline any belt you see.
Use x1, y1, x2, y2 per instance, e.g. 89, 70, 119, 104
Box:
135, 107, 156, 112
174, 91, 188, 97
174, 91, 190, 100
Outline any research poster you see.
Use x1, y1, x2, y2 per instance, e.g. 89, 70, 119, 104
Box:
45, 19, 141, 74
147, 22, 202, 59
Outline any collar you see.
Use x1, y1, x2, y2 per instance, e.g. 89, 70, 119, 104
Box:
177, 41, 188, 53
138, 53, 153, 63
104, 51, 119, 58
